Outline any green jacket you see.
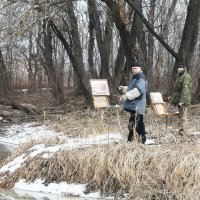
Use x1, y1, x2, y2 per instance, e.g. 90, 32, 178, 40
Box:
171, 70, 192, 106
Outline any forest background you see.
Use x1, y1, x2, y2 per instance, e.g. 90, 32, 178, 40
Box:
0, 0, 200, 107
1, 1, 200, 199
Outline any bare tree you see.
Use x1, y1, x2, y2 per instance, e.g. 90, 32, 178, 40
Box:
42, 19, 65, 105
147, 0, 155, 76
154, 0, 178, 91
47, 2, 93, 106
1, 0, 200, 107
88, 1, 113, 83
0, 49, 9, 96
173, 0, 200, 75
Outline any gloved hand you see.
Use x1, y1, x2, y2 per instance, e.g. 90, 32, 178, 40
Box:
120, 94, 127, 101
118, 86, 128, 94
179, 102, 184, 107
167, 96, 172, 103
119, 86, 123, 90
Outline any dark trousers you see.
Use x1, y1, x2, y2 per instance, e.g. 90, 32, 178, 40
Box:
127, 110, 146, 144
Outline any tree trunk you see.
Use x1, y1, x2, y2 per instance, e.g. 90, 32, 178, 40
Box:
125, 0, 178, 59
147, 0, 155, 88
131, 0, 148, 72
155, 0, 177, 91
172, 0, 200, 79
0, 49, 9, 96
195, 77, 200, 102
101, 0, 138, 64
101, 0, 150, 93
42, 20, 65, 105
48, 2, 93, 107
88, 0, 98, 79
113, 41, 126, 87
88, 0, 113, 89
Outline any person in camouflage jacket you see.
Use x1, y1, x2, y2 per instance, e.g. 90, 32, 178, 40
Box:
171, 63, 192, 134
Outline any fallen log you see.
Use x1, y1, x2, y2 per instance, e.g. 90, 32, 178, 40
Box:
0, 97, 41, 115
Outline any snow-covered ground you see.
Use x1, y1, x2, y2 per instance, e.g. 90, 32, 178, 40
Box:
0, 122, 155, 199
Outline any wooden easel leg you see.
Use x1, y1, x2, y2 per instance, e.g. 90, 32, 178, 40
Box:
133, 129, 136, 142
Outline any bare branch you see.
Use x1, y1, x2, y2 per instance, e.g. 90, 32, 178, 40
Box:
125, 0, 178, 59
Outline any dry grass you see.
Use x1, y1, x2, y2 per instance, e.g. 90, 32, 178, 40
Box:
47, 105, 200, 146
1, 143, 200, 199
50, 108, 128, 138
1, 91, 200, 199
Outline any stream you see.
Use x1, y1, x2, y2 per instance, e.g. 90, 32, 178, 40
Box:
0, 143, 83, 200
0, 142, 102, 200
0, 129, 102, 200
0, 188, 96, 200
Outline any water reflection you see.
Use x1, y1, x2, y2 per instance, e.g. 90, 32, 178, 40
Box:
0, 188, 96, 200
0, 144, 10, 160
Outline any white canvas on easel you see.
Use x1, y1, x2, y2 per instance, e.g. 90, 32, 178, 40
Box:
90, 79, 110, 108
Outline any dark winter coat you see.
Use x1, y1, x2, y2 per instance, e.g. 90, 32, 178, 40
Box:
123, 72, 148, 115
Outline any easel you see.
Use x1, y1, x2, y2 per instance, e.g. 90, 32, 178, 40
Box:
150, 92, 179, 128
90, 79, 122, 139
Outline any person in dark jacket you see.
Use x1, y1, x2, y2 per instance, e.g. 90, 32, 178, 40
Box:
119, 62, 148, 144
171, 63, 192, 135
